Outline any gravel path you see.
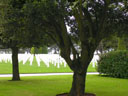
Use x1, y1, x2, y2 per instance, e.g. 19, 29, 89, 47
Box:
0, 72, 99, 77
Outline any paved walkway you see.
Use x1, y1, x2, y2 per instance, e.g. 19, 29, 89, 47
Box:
0, 72, 99, 77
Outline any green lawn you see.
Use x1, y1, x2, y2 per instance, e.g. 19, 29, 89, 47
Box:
0, 57, 96, 74
0, 75, 127, 96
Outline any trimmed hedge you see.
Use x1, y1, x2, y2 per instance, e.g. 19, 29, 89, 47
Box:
97, 50, 128, 78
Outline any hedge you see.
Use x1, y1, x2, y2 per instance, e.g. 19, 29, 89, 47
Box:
97, 50, 128, 78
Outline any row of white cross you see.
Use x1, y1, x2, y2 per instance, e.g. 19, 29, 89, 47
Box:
0, 54, 99, 68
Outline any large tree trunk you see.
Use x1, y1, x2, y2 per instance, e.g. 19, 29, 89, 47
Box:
11, 47, 20, 81
69, 71, 87, 96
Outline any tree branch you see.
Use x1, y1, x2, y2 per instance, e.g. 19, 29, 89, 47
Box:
83, 8, 94, 37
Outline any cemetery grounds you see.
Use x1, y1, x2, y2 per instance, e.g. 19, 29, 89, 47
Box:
0, 54, 97, 74
0, 54, 128, 96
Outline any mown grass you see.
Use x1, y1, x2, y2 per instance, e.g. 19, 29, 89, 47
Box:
0, 57, 96, 74
0, 75, 127, 96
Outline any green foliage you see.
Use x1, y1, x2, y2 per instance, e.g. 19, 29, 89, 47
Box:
97, 36, 128, 54
0, 0, 31, 48
10, 0, 26, 9
117, 37, 127, 50
42, 46, 48, 54
23, 1, 53, 47
97, 36, 118, 53
97, 50, 128, 78
0, 0, 47, 48
30, 47, 35, 54
30, 46, 48, 54
38, 47, 42, 53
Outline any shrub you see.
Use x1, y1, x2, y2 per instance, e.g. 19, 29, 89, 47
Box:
30, 46, 48, 54
41, 46, 48, 54
30, 47, 35, 54
97, 50, 128, 78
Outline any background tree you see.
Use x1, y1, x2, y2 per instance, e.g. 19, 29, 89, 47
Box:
41, 46, 48, 54
0, 0, 26, 81
30, 47, 36, 56
0, 0, 46, 81
30, 46, 48, 55
96, 35, 128, 55
96, 36, 118, 54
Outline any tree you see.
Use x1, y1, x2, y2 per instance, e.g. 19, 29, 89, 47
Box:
96, 36, 118, 54
0, 0, 46, 81
96, 35, 128, 55
30, 47, 36, 56
25, 0, 128, 96
41, 46, 48, 54
30, 46, 48, 55
0, 0, 25, 81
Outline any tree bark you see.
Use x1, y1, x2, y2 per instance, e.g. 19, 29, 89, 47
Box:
69, 71, 86, 96
11, 47, 20, 81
